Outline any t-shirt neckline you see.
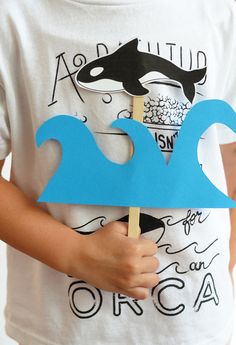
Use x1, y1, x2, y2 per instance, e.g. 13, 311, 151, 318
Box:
69, 0, 150, 4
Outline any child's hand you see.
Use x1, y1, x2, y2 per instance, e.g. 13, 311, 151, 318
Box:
67, 221, 159, 300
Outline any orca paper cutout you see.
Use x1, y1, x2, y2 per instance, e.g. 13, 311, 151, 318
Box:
36, 99, 236, 208
75, 38, 207, 103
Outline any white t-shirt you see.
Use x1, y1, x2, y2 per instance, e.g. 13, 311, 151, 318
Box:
0, 0, 236, 344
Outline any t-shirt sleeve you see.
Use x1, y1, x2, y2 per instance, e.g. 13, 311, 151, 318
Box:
217, 77, 236, 145
0, 85, 11, 159
216, 0, 236, 144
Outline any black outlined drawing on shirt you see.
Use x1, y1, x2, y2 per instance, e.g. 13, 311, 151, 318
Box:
68, 281, 103, 319
70, 210, 218, 280
67, 209, 220, 319
48, 52, 86, 106
152, 277, 186, 316
156, 253, 220, 275
158, 238, 218, 255
113, 293, 144, 316
95, 97, 196, 154
68, 272, 219, 319
193, 273, 219, 312
72, 216, 107, 234
161, 209, 210, 236
73, 213, 165, 242
73, 112, 87, 123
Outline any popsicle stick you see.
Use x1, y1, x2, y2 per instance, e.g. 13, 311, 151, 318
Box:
128, 96, 144, 238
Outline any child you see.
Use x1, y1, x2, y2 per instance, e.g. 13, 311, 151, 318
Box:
0, 0, 236, 344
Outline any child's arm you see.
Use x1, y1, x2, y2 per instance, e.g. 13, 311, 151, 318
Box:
220, 144, 236, 274
0, 159, 159, 300
229, 209, 236, 274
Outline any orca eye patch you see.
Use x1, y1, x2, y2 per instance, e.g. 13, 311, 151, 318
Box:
90, 67, 104, 77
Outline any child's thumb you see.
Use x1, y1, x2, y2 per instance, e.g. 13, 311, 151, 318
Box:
114, 221, 129, 236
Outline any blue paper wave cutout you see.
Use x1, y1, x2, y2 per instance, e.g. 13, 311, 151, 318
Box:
36, 99, 236, 208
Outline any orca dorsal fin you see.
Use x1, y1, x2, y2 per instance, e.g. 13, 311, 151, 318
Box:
117, 38, 139, 56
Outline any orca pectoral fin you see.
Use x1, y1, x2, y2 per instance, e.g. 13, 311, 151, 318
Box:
123, 80, 149, 96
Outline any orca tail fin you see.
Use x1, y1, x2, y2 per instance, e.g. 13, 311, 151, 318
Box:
189, 66, 207, 83
182, 83, 196, 103
182, 66, 207, 103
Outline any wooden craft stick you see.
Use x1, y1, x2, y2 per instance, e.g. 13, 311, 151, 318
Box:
128, 96, 145, 238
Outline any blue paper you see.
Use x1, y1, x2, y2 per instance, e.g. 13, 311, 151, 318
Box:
36, 99, 236, 208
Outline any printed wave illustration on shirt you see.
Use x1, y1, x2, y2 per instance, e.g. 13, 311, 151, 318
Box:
36, 99, 236, 208
157, 239, 220, 275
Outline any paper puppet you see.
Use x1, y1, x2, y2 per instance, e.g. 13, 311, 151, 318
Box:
76, 38, 207, 103
36, 38, 236, 238
75, 37, 208, 237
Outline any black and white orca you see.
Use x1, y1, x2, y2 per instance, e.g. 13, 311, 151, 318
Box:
76, 38, 207, 103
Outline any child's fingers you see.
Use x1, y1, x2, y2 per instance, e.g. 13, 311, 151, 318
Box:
126, 272, 159, 289
139, 256, 159, 273
123, 287, 151, 300
135, 273, 160, 289
138, 239, 158, 257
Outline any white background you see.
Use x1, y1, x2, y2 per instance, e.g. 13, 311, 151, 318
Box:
0, 155, 236, 345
